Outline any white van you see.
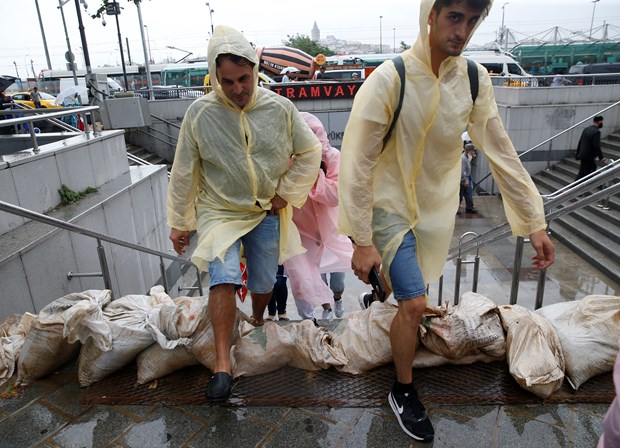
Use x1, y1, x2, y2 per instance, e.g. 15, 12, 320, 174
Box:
320, 69, 364, 80
462, 50, 530, 77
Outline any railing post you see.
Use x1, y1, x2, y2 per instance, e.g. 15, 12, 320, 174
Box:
96, 238, 113, 296
196, 265, 204, 296
29, 123, 40, 154
535, 268, 547, 309
454, 256, 462, 305
437, 275, 444, 306
159, 256, 169, 293
509, 236, 525, 305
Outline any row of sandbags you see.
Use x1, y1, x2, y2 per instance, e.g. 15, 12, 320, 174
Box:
1, 288, 619, 400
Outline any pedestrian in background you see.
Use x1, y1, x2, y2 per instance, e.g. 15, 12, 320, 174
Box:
575, 115, 607, 181
30, 87, 42, 108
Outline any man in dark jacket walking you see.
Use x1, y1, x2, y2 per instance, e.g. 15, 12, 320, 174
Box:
575, 115, 607, 181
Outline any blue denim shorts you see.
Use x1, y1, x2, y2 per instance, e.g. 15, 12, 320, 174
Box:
389, 230, 427, 301
321, 272, 345, 294
208, 215, 280, 294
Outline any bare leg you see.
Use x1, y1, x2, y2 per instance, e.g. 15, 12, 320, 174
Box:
208, 284, 236, 374
390, 295, 426, 383
251, 291, 272, 325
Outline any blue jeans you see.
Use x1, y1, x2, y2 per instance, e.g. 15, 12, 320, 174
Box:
268, 265, 288, 315
389, 230, 427, 300
208, 215, 280, 294
321, 272, 345, 295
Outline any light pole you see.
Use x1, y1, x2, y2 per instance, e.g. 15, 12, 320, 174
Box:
34, 0, 52, 69
501, 2, 509, 52
144, 25, 153, 63
13, 61, 20, 78
134, 1, 153, 97
589, 0, 600, 38
74, 0, 92, 75
379, 15, 383, 53
166, 46, 193, 64
206, 3, 214, 34
58, 0, 79, 86
393, 27, 396, 53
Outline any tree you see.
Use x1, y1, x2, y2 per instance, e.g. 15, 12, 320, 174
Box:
282, 34, 335, 57
400, 41, 411, 51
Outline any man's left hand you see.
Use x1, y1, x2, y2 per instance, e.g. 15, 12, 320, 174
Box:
270, 194, 288, 213
529, 229, 555, 270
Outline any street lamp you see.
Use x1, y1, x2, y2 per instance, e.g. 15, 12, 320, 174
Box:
206, 3, 214, 34
393, 27, 396, 53
34, 0, 52, 69
13, 61, 20, 78
589, 0, 600, 38
379, 15, 383, 53
166, 46, 193, 63
58, 0, 79, 86
501, 2, 509, 52
144, 25, 153, 63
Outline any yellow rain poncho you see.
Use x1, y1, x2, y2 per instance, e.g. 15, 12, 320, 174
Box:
339, 0, 546, 287
167, 26, 322, 272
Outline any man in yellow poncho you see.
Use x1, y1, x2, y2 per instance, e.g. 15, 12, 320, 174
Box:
167, 26, 321, 401
339, 0, 555, 442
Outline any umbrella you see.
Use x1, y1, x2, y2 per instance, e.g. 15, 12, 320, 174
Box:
55, 85, 88, 105
280, 66, 300, 75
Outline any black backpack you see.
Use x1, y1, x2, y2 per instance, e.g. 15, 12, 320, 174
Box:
382, 56, 479, 148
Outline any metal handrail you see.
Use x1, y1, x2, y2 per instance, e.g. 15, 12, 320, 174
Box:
0, 105, 100, 154
474, 99, 620, 189
443, 159, 619, 307
0, 199, 203, 297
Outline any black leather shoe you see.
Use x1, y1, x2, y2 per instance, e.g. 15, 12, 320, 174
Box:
207, 372, 232, 401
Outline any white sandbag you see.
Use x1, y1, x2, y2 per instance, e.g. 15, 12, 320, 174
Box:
536, 295, 620, 390
135, 296, 208, 384
188, 305, 246, 373
1, 313, 36, 385
419, 292, 506, 360
136, 344, 199, 385
17, 290, 111, 385
413, 346, 504, 368
498, 304, 565, 398
78, 286, 175, 387
232, 319, 347, 378
63, 290, 113, 351
331, 301, 398, 374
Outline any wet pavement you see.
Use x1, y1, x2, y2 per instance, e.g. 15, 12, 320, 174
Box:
1, 196, 617, 447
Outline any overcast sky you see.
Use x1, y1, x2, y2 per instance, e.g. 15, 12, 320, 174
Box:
2, 0, 619, 77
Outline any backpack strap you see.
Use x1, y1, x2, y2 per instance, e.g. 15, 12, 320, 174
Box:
382, 55, 406, 148
466, 58, 478, 104
382, 56, 478, 149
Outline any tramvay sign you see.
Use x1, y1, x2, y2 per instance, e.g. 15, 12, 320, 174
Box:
267, 81, 362, 101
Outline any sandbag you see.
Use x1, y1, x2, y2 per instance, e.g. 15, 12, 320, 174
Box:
331, 301, 397, 374
536, 295, 620, 390
17, 290, 111, 385
419, 292, 506, 360
188, 306, 244, 373
135, 296, 209, 384
136, 344, 199, 385
232, 319, 347, 378
78, 286, 175, 387
413, 346, 504, 368
498, 304, 565, 398
1, 313, 36, 384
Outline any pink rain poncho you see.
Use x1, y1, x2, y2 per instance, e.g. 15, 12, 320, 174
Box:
284, 113, 353, 307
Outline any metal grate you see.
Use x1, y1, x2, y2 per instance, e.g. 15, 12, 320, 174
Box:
80, 361, 614, 407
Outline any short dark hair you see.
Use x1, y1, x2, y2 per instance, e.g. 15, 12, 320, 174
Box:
594, 115, 604, 122
434, 0, 491, 15
216, 53, 255, 69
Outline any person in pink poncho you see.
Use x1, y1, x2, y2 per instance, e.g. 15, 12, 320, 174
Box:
284, 112, 353, 320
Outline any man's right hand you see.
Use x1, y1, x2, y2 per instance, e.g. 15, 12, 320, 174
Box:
351, 244, 382, 284
170, 228, 190, 255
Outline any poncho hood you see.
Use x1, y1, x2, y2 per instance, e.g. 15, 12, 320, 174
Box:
207, 25, 260, 110
414, 0, 493, 70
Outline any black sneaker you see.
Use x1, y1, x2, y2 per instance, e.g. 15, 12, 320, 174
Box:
358, 292, 375, 310
388, 389, 434, 442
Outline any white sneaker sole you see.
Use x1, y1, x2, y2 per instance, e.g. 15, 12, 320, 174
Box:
388, 392, 432, 442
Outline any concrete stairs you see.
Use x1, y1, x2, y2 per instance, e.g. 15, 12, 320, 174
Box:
126, 143, 172, 174
531, 131, 620, 284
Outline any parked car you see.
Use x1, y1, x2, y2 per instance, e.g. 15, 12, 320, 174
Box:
9, 91, 61, 108
568, 63, 620, 85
